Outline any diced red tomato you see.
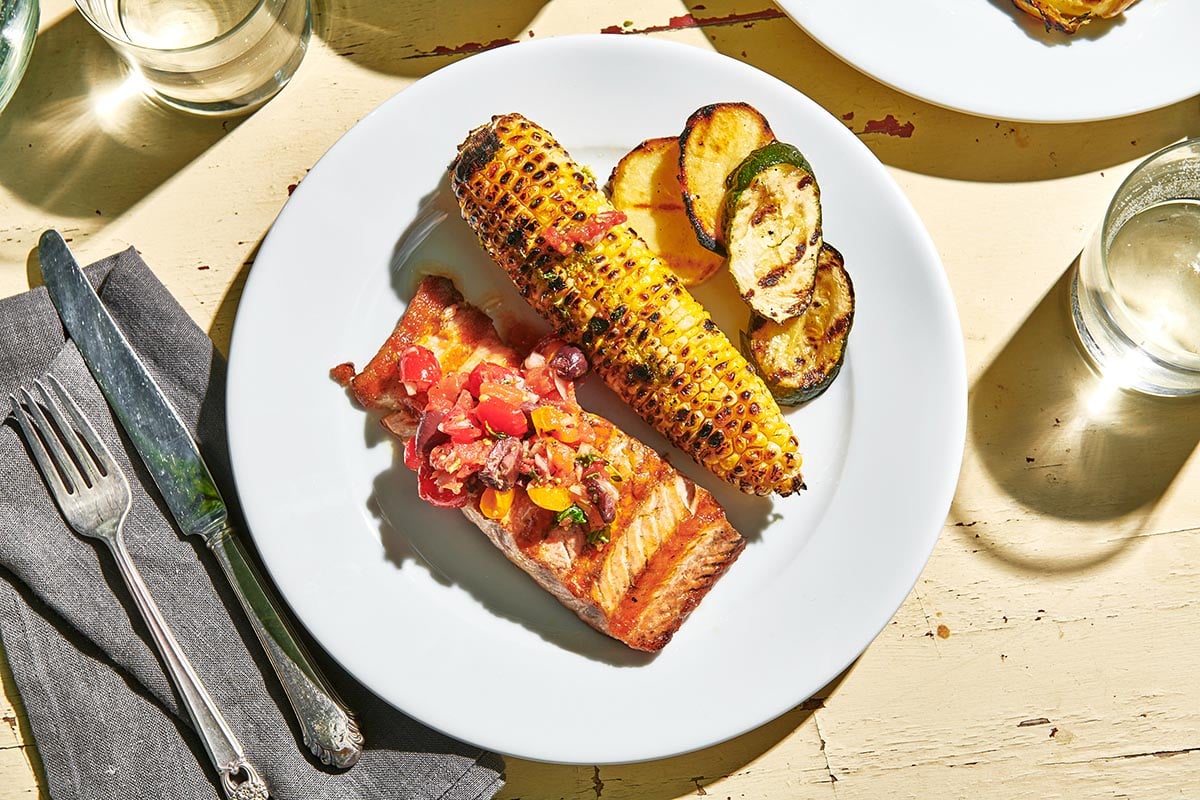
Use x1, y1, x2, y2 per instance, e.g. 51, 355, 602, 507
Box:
522, 364, 559, 400
466, 361, 515, 398
475, 396, 529, 438
426, 371, 467, 411
416, 466, 468, 508
398, 346, 441, 395
428, 439, 493, 477
541, 211, 628, 255
402, 436, 423, 471
439, 391, 483, 443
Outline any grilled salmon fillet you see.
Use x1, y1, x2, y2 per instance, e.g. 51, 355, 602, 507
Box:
344, 275, 746, 652
1011, 0, 1139, 32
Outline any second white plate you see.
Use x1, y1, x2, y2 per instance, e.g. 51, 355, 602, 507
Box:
779, 0, 1199, 122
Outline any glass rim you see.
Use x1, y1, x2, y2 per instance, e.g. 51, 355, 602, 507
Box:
1093, 135, 1200, 372
0, 0, 39, 113
73, 0, 273, 56
1101, 135, 1200, 243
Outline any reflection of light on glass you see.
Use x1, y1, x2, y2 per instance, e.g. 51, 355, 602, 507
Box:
1086, 351, 1144, 417
92, 72, 148, 120
155, 21, 195, 49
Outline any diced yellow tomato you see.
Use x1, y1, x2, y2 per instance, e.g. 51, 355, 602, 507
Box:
479, 487, 514, 519
525, 483, 573, 512
531, 405, 581, 444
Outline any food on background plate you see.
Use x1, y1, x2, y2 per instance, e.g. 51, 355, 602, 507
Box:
606, 136, 725, 287
1010, 0, 1139, 32
723, 141, 823, 324
744, 245, 855, 405
450, 112, 805, 497
678, 103, 775, 254
337, 276, 746, 652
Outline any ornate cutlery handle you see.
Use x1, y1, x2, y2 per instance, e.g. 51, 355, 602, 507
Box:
108, 536, 270, 799
207, 523, 363, 767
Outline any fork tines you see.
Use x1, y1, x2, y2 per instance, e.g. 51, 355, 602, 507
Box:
9, 374, 119, 498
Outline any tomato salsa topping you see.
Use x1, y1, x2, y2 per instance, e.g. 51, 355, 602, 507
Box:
398, 340, 620, 546
541, 210, 628, 256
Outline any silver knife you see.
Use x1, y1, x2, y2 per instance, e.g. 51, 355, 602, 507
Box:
38, 230, 363, 768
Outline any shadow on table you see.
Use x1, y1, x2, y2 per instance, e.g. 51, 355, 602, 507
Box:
684, 0, 1200, 181
503, 667, 852, 798
0, 10, 236, 224
310, 0, 548, 79
953, 259, 1200, 574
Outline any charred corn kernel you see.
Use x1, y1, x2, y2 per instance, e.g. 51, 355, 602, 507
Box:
479, 487, 514, 519
531, 405, 580, 444
526, 483, 573, 512
450, 113, 804, 496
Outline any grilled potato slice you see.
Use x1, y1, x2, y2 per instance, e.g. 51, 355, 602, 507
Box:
1010, 0, 1139, 33
607, 136, 724, 286
723, 142, 822, 324
679, 102, 775, 254
745, 244, 854, 405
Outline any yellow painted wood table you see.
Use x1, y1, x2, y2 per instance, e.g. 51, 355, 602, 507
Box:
3, 1, 1200, 797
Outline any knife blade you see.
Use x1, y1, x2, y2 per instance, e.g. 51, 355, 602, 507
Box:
38, 230, 363, 768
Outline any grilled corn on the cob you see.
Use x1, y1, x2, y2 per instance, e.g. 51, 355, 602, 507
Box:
450, 113, 804, 496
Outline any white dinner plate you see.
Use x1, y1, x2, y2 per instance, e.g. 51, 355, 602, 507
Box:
778, 0, 1200, 122
226, 34, 966, 764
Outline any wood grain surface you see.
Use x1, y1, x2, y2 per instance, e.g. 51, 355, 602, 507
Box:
3, 0, 1199, 797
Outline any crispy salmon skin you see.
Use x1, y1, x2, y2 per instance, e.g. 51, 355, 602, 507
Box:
343, 275, 746, 652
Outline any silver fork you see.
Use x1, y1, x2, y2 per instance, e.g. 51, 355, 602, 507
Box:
9, 374, 270, 800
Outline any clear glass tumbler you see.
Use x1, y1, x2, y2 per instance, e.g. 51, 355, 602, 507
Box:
0, 0, 39, 115
73, 0, 310, 115
1071, 138, 1200, 396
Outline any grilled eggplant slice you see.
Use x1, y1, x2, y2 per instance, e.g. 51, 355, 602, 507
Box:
723, 141, 822, 324
1010, 0, 1139, 33
607, 136, 724, 286
746, 244, 853, 405
679, 102, 775, 254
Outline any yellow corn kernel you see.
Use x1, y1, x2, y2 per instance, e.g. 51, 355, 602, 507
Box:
526, 483, 573, 512
479, 487, 514, 519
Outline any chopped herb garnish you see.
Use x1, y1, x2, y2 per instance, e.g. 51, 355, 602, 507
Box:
575, 452, 602, 467
555, 504, 588, 526
587, 526, 611, 547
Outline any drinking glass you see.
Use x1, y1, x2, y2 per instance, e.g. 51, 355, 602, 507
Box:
0, 0, 38, 115
73, 0, 310, 115
1071, 137, 1200, 396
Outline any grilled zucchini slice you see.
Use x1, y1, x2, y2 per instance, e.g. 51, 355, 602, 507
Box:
679, 102, 775, 254
723, 141, 822, 324
607, 136, 724, 286
745, 244, 853, 405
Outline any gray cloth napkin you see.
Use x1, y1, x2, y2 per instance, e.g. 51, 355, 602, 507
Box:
0, 248, 505, 800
